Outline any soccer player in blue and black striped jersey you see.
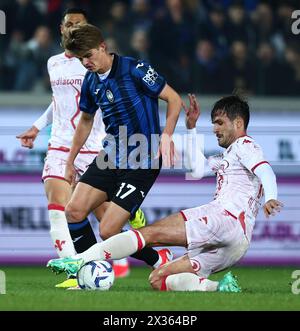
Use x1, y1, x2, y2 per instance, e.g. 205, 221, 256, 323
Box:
62, 24, 182, 269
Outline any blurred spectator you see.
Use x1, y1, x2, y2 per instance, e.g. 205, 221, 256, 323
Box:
219, 40, 256, 94
284, 43, 300, 96
129, 29, 150, 61
276, 1, 298, 43
0, 0, 299, 95
191, 39, 220, 94
251, 3, 276, 46
226, 2, 255, 47
4, 0, 43, 42
128, 0, 153, 32
2, 30, 25, 90
184, 0, 208, 23
197, 5, 229, 59
255, 42, 291, 95
5, 26, 59, 91
149, 0, 196, 91
202, 0, 258, 12
102, 1, 132, 55
105, 37, 121, 54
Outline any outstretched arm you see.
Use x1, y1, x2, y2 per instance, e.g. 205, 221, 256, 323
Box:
254, 163, 283, 218
183, 94, 214, 179
16, 102, 53, 149
33, 102, 54, 131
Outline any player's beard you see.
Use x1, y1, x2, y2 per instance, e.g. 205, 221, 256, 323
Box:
218, 134, 234, 148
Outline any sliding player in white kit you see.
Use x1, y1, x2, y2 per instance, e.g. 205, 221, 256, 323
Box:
47, 94, 283, 292
16, 8, 147, 287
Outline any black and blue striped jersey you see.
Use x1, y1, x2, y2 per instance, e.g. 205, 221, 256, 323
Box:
80, 54, 166, 169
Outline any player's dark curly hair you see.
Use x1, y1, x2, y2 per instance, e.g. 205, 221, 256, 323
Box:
62, 8, 88, 21
211, 94, 250, 129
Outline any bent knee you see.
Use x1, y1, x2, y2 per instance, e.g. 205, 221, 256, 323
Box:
99, 224, 119, 240
65, 204, 87, 222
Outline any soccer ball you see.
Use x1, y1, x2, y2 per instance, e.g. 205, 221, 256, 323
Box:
77, 260, 115, 291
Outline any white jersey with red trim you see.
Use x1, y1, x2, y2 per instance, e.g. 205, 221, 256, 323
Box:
208, 136, 268, 227
47, 52, 105, 152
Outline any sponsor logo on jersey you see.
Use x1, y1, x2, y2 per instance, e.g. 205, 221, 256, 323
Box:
106, 89, 114, 103
142, 65, 158, 86
50, 78, 82, 87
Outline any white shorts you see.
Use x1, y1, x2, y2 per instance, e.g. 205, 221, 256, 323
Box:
181, 201, 250, 278
42, 149, 98, 183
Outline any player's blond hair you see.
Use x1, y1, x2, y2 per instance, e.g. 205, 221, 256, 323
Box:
62, 24, 104, 56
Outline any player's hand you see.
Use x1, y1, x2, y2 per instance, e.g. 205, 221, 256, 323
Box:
158, 133, 176, 168
16, 126, 39, 149
263, 199, 283, 218
182, 93, 200, 129
65, 163, 76, 186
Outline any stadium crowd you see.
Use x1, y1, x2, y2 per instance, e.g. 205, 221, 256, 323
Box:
0, 0, 299, 95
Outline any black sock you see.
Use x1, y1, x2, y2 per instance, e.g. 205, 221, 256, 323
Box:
68, 218, 97, 253
130, 247, 159, 267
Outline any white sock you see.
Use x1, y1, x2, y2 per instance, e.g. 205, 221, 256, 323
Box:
48, 204, 76, 257
76, 230, 145, 263
165, 273, 219, 292
113, 258, 129, 266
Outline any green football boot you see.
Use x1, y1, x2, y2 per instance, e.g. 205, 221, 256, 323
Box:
217, 271, 242, 293
129, 208, 147, 229
47, 257, 84, 276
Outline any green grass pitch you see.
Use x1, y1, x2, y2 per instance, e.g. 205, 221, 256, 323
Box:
0, 266, 299, 311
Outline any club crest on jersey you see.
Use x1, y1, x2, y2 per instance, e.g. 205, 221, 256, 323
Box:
190, 259, 200, 272
219, 160, 229, 173
106, 89, 114, 103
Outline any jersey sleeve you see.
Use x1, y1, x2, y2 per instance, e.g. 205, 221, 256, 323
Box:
33, 102, 53, 130
207, 154, 223, 172
131, 60, 166, 97
236, 138, 269, 173
185, 128, 214, 178
79, 75, 98, 114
